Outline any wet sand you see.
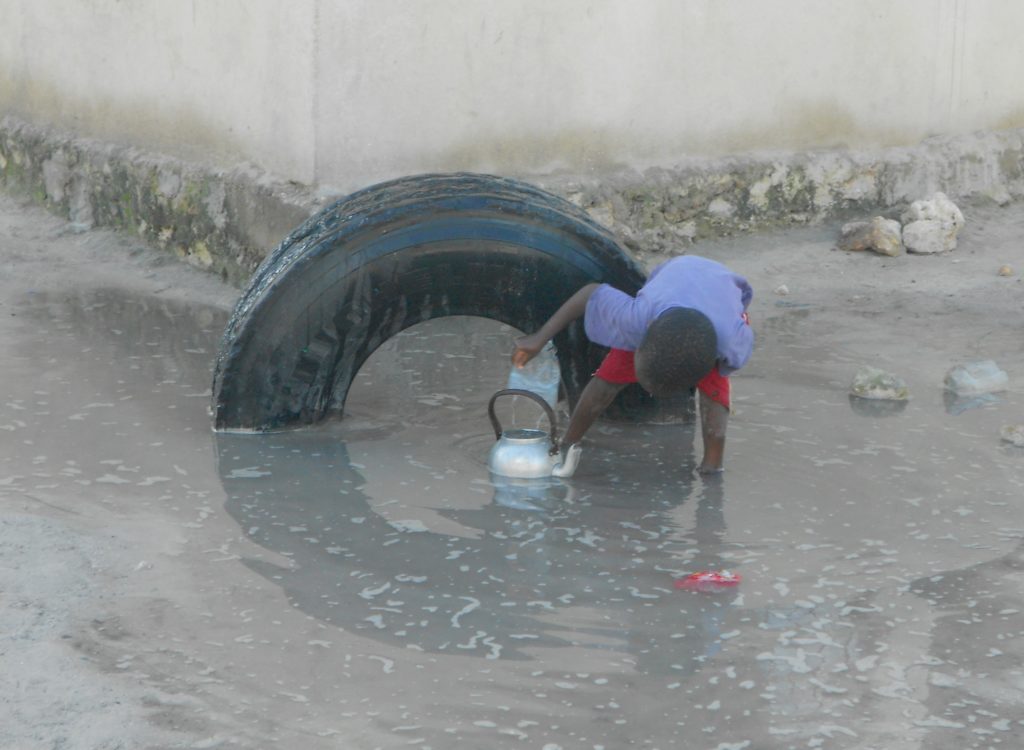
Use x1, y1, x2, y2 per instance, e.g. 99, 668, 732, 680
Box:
1, 191, 1023, 749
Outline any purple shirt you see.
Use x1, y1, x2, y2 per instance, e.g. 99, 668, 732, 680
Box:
584, 255, 754, 375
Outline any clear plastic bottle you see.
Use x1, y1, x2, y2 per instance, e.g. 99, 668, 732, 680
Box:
507, 341, 560, 408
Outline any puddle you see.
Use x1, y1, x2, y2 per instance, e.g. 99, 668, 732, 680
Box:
4, 284, 1024, 748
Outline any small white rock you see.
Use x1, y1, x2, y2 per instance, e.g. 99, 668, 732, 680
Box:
707, 198, 736, 219
850, 366, 910, 401
1000, 425, 1024, 447
901, 192, 965, 227
903, 219, 958, 254
901, 192, 965, 254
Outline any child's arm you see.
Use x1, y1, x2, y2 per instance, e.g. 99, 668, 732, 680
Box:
549, 376, 625, 478
698, 391, 728, 473
512, 283, 601, 366
559, 376, 626, 450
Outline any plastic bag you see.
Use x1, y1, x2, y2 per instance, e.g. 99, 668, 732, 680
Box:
507, 341, 560, 408
944, 360, 1008, 396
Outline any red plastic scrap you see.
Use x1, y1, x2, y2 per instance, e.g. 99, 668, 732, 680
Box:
674, 570, 741, 592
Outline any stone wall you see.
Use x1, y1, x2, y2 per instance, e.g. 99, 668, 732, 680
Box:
541, 129, 1024, 262
0, 117, 314, 287
3, 116, 1023, 284
6, 1, 1024, 193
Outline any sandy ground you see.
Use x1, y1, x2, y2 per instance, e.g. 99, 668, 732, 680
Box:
1, 190, 1023, 750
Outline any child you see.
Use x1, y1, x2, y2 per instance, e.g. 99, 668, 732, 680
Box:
512, 255, 753, 477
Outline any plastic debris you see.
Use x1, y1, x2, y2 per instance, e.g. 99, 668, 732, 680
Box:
508, 341, 560, 408
674, 570, 741, 593
944, 360, 1008, 396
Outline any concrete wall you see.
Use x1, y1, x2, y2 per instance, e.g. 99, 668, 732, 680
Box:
4, 0, 1024, 193
0, 0, 316, 181
4, 1, 1024, 285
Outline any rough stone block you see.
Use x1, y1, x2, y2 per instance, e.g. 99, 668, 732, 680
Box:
901, 191, 965, 228
42, 153, 70, 203
837, 216, 903, 256
901, 191, 964, 254
902, 218, 957, 254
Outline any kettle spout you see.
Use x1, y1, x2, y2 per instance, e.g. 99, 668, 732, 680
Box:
551, 444, 583, 478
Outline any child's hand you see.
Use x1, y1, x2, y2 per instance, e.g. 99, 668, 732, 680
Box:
511, 333, 546, 367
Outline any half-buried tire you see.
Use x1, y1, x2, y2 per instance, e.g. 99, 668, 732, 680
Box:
212, 172, 648, 432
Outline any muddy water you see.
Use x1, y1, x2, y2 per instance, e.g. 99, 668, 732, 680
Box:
5, 282, 1024, 749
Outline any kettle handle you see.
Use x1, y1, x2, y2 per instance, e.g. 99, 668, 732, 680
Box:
487, 389, 559, 444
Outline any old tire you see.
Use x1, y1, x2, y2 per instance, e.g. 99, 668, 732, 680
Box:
212, 172, 647, 431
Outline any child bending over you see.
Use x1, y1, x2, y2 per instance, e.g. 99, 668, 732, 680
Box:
512, 255, 754, 477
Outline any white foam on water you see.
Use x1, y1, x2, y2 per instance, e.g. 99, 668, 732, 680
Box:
388, 520, 428, 533
225, 467, 271, 479
450, 597, 480, 628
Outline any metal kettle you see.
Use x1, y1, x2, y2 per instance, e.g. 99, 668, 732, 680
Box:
487, 389, 559, 479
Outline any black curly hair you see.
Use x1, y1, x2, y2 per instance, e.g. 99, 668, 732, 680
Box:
634, 307, 718, 395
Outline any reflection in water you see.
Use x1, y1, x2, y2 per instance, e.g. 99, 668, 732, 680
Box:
847, 393, 909, 418
15, 285, 1024, 747
943, 390, 1000, 416
490, 473, 572, 512
12, 286, 227, 462
215, 427, 736, 674
22, 287, 224, 401
213, 315, 741, 694
908, 538, 1024, 743
207, 312, 1024, 746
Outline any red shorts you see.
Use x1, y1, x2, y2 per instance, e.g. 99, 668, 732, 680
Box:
594, 348, 731, 409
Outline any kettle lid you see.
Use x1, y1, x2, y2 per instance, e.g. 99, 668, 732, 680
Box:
500, 428, 549, 443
